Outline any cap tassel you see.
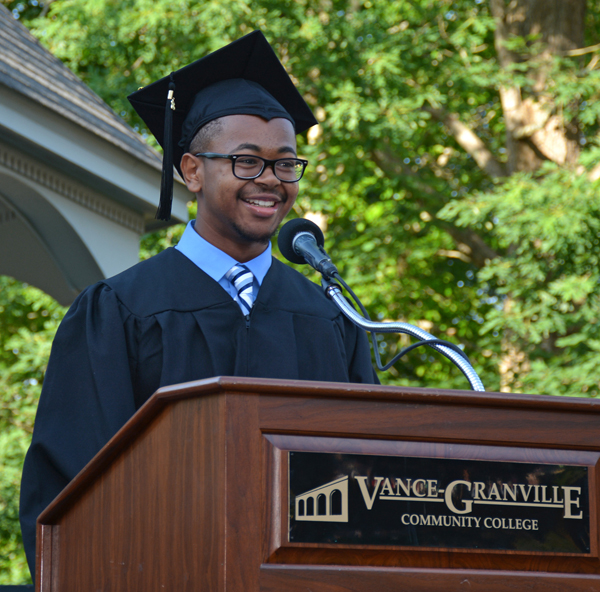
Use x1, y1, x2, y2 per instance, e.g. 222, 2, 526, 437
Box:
156, 75, 176, 221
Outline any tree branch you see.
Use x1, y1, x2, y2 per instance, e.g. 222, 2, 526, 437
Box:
589, 162, 600, 182
372, 148, 499, 268
40, 0, 56, 17
565, 42, 600, 56
425, 107, 506, 178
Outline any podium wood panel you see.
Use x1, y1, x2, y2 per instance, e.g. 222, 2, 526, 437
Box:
36, 377, 600, 591
259, 565, 600, 592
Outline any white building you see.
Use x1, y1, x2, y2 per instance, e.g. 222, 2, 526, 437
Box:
0, 5, 188, 305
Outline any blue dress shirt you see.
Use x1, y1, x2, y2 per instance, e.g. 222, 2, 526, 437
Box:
175, 220, 272, 307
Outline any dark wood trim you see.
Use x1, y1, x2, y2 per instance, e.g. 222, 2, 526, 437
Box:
260, 564, 600, 592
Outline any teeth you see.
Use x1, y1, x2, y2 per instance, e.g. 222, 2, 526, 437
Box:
247, 199, 275, 207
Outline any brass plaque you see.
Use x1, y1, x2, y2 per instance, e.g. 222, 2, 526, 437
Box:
288, 451, 590, 553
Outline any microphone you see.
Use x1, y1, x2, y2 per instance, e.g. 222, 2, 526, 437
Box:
277, 218, 339, 280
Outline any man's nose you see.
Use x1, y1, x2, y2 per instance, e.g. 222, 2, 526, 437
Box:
255, 163, 281, 184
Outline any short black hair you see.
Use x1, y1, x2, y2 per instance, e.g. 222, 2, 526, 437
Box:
188, 118, 224, 154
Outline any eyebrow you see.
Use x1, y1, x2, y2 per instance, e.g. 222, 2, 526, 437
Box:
233, 142, 297, 156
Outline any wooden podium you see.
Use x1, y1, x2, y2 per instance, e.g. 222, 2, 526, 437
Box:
36, 377, 600, 591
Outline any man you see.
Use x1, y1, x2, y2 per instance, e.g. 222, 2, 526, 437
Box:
20, 31, 378, 576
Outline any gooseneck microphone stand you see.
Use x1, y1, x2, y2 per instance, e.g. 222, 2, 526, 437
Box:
278, 218, 486, 392
322, 277, 485, 392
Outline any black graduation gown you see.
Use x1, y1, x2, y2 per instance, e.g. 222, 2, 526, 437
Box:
20, 247, 378, 573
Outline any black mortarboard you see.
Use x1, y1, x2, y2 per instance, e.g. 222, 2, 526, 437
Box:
128, 30, 318, 221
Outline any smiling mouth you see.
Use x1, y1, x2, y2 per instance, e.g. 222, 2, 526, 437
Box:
243, 198, 278, 208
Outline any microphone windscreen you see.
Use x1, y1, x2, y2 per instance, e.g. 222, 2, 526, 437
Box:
277, 218, 325, 264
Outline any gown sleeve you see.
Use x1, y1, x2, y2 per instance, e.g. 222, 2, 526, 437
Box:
340, 311, 380, 384
19, 282, 138, 577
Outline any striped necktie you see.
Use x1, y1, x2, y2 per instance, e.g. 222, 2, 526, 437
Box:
226, 264, 254, 315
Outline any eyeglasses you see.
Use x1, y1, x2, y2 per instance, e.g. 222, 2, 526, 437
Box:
195, 153, 308, 183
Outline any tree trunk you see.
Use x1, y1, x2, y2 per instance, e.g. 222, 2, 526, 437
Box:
489, 1, 587, 390
490, 0, 585, 173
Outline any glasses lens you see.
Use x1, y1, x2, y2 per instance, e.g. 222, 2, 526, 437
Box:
275, 159, 304, 181
233, 156, 264, 179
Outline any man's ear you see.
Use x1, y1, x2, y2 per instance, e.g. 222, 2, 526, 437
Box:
180, 153, 204, 194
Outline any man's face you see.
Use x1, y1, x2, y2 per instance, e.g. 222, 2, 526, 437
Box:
182, 114, 299, 262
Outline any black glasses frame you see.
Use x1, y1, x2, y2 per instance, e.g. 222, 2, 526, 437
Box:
195, 152, 308, 183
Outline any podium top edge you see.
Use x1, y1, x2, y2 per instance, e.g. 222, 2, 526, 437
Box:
152, 376, 600, 412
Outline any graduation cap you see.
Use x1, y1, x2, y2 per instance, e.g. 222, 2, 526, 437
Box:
128, 30, 318, 221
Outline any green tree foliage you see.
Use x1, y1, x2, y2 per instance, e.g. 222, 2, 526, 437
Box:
12, 0, 598, 393
2, 0, 600, 581
0, 277, 65, 583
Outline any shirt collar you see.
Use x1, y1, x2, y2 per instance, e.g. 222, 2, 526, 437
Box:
175, 220, 272, 285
